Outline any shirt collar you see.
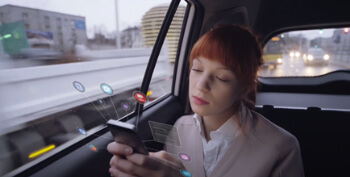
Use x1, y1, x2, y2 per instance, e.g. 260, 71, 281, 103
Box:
192, 104, 248, 140
193, 113, 206, 138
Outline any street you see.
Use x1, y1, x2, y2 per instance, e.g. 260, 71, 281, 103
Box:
258, 55, 349, 77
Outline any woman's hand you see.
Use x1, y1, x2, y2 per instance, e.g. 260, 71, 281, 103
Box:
107, 142, 185, 177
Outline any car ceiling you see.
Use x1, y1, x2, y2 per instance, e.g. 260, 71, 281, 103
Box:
195, 0, 350, 42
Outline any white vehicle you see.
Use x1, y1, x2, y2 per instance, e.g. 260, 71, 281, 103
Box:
20, 30, 63, 60
303, 48, 330, 66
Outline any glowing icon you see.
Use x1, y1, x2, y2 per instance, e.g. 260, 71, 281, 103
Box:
73, 81, 85, 92
88, 144, 98, 152
180, 170, 192, 177
133, 91, 147, 104
78, 128, 87, 136
100, 83, 113, 95
97, 99, 105, 105
179, 153, 191, 162
121, 102, 131, 111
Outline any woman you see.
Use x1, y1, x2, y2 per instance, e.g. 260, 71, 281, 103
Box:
107, 25, 305, 177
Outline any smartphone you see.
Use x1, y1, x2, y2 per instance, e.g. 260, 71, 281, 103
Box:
107, 119, 148, 155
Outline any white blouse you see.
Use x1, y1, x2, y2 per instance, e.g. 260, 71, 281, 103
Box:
193, 111, 243, 176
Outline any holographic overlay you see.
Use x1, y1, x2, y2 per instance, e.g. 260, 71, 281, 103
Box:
78, 128, 87, 136
73, 81, 85, 92
178, 152, 191, 162
97, 99, 105, 105
120, 101, 131, 111
148, 121, 181, 147
88, 144, 98, 152
133, 91, 147, 104
100, 83, 113, 95
180, 169, 192, 177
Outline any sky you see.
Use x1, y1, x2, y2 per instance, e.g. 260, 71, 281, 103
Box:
0, 0, 184, 37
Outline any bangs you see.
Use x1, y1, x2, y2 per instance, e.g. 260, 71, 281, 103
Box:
189, 27, 244, 74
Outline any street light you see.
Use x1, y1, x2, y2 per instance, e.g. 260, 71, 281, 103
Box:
115, 0, 121, 49
319, 29, 323, 35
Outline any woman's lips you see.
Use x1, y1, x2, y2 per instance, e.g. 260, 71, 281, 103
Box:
192, 96, 209, 105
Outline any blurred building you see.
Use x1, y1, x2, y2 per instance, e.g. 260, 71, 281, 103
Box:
331, 28, 350, 51
331, 28, 350, 62
0, 4, 87, 53
141, 4, 186, 63
120, 26, 144, 48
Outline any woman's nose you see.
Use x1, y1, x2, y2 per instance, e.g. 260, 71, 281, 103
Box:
196, 74, 211, 92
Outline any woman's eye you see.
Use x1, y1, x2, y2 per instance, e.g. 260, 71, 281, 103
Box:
192, 68, 202, 72
216, 77, 229, 82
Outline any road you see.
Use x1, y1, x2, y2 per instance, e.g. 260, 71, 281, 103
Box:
0, 48, 158, 69
258, 55, 349, 77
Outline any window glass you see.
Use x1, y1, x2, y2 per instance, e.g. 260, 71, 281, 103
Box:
259, 27, 350, 77
0, 0, 187, 176
147, 3, 187, 103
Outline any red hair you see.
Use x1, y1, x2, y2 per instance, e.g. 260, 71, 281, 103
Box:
189, 24, 263, 110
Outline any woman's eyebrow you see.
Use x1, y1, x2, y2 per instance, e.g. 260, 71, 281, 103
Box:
217, 67, 231, 71
194, 58, 202, 63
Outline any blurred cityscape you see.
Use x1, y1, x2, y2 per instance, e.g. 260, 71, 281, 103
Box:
0, 3, 349, 75
259, 28, 350, 77
0, 4, 186, 67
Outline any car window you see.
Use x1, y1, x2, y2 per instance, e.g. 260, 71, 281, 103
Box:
0, 0, 187, 176
259, 27, 350, 77
147, 3, 186, 103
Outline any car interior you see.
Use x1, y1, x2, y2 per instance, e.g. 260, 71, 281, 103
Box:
1, 0, 350, 177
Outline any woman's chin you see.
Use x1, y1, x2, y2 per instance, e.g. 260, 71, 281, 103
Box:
192, 106, 211, 116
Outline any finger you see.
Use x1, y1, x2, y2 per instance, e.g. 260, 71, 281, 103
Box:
151, 150, 183, 165
125, 153, 148, 166
150, 155, 184, 170
110, 155, 136, 171
127, 153, 182, 171
125, 154, 184, 177
107, 142, 133, 156
109, 167, 138, 177
110, 155, 143, 176
110, 155, 121, 167
125, 154, 168, 176
150, 151, 184, 169
113, 156, 146, 176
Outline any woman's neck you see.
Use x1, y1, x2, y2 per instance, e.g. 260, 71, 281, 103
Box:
201, 109, 236, 141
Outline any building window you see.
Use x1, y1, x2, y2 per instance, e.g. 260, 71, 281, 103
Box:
44, 16, 50, 27
71, 20, 75, 29
0, 12, 3, 23
57, 17, 62, 29
58, 32, 64, 46
64, 18, 68, 26
22, 12, 29, 24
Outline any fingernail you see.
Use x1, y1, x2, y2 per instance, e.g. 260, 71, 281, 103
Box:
125, 148, 132, 154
